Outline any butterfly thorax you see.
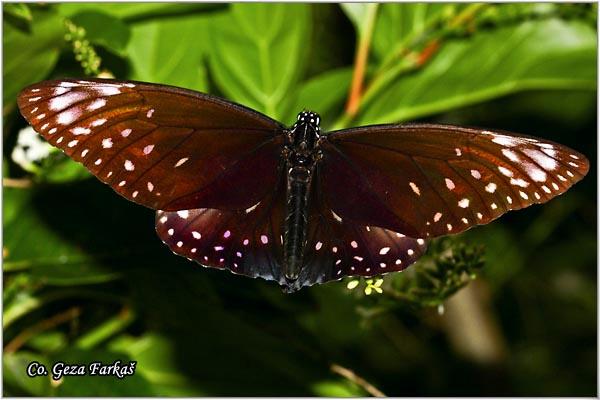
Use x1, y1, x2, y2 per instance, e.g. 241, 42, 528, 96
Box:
282, 111, 322, 291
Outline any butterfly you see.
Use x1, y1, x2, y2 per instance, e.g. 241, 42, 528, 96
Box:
17, 78, 589, 292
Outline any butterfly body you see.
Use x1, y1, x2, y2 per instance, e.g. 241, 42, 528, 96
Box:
282, 111, 323, 287
17, 79, 589, 293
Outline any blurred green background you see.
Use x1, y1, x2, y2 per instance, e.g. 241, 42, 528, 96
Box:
2, 3, 597, 396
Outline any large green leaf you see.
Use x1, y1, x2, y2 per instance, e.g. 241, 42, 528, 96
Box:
57, 3, 221, 21
127, 13, 213, 92
358, 19, 597, 124
284, 67, 353, 127
3, 187, 121, 285
208, 4, 311, 120
3, 8, 64, 109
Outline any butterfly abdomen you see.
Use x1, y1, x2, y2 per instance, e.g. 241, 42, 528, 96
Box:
283, 163, 313, 283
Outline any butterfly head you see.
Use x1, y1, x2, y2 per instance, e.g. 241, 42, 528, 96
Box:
287, 111, 322, 165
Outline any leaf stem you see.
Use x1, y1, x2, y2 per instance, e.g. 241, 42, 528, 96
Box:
4, 307, 81, 353
330, 363, 386, 397
345, 4, 379, 118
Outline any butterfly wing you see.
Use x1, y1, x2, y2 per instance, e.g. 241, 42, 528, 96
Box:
155, 171, 287, 285
18, 78, 286, 211
294, 168, 427, 288
321, 124, 589, 238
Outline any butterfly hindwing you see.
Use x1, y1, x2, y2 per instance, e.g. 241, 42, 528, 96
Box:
155, 172, 287, 284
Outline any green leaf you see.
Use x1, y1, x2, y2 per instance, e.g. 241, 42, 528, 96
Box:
3, 352, 52, 396
4, 3, 33, 23
70, 11, 131, 56
3, 187, 120, 285
340, 3, 379, 38
371, 3, 461, 62
311, 379, 366, 396
208, 4, 311, 120
285, 67, 353, 127
358, 19, 597, 124
3, 8, 64, 109
57, 3, 221, 21
127, 13, 213, 92
37, 156, 91, 184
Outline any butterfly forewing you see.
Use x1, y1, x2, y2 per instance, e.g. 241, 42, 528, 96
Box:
17, 79, 285, 211
324, 124, 589, 239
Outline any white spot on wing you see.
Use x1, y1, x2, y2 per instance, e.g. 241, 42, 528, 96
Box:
331, 210, 343, 222
471, 169, 481, 179
71, 127, 91, 135
57, 109, 80, 125
485, 182, 497, 193
175, 157, 188, 167
88, 98, 107, 111
491, 135, 518, 147
445, 178, 455, 190
527, 166, 547, 182
102, 138, 113, 148
379, 247, 390, 255
192, 231, 201, 239
498, 166, 513, 177
502, 148, 519, 162
96, 86, 121, 96
510, 178, 529, 188
124, 160, 135, 171
91, 118, 107, 127
147, 182, 154, 192
121, 129, 132, 137
177, 210, 189, 219
523, 148, 557, 170
49, 92, 88, 111
409, 182, 420, 196
245, 201, 260, 213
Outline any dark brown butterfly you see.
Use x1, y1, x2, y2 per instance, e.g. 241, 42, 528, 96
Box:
17, 78, 589, 292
